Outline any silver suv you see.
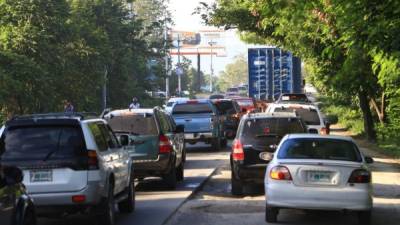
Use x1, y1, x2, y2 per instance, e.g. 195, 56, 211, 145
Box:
0, 113, 134, 225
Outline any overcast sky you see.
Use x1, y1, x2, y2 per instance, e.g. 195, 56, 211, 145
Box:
168, 0, 251, 75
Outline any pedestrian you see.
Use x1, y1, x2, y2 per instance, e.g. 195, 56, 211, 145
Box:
64, 100, 74, 113
129, 97, 140, 110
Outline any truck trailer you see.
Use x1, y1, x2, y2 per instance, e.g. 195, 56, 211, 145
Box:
248, 47, 302, 101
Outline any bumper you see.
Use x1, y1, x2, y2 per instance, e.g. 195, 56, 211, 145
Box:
265, 181, 373, 211
184, 132, 214, 141
232, 162, 267, 184
133, 153, 173, 178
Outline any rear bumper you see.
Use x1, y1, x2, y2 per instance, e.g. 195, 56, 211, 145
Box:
232, 161, 268, 184
133, 153, 174, 178
265, 181, 373, 211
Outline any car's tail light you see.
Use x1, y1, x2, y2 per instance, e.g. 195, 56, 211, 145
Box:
348, 169, 371, 183
320, 127, 329, 135
232, 139, 244, 161
72, 195, 86, 203
87, 150, 99, 170
270, 166, 292, 180
159, 135, 173, 153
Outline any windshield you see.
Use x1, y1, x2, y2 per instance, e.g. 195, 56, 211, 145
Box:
107, 114, 158, 135
280, 94, 309, 102
278, 138, 362, 162
172, 103, 213, 114
214, 101, 238, 115
242, 118, 306, 138
228, 88, 238, 92
274, 107, 321, 125
0, 126, 85, 161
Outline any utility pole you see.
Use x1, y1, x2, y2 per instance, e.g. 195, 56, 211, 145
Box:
102, 66, 108, 110
164, 19, 169, 98
177, 34, 182, 95
208, 40, 216, 93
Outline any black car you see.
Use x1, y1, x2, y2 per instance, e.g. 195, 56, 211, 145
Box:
104, 107, 185, 189
212, 99, 242, 139
0, 166, 36, 225
230, 112, 308, 195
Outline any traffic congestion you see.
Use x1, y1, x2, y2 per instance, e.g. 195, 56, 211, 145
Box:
0, 90, 377, 225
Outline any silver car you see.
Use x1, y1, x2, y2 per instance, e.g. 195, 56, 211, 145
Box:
264, 134, 373, 225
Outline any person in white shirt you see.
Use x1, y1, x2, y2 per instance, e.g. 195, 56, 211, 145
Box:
129, 97, 140, 109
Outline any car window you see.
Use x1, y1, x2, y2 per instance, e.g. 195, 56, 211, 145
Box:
88, 123, 108, 151
242, 118, 306, 139
107, 114, 158, 135
172, 103, 213, 114
214, 101, 237, 115
278, 138, 362, 162
0, 125, 85, 160
98, 123, 118, 149
235, 99, 254, 107
158, 111, 172, 133
280, 94, 309, 102
274, 107, 321, 125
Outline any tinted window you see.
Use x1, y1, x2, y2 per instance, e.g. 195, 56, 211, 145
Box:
278, 138, 362, 162
158, 112, 172, 133
227, 88, 238, 92
98, 124, 118, 148
274, 108, 321, 125
172, 103, 213, 114
88, 123, 108, 151
107, 114, 158, 135
0, 126, 85, 160
214, 101, 238, 115
280, 94, 309, 102
242, 118, 306, 138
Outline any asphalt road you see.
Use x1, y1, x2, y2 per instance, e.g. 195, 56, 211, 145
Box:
37, 143, 229, 225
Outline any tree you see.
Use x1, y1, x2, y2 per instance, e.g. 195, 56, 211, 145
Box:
217, 55, 248, 91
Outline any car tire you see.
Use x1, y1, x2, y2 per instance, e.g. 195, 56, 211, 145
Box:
163, 164, 177, 189
99, 183, 115, 225
265, 205, 278, 223
118, 176, 135, 213
176, 162, 184, 182
21, 207, 36, 225
358, 210, 371, 225
211, 138, 221, 151
182, 144, 187, 163
231, 171, 243, 196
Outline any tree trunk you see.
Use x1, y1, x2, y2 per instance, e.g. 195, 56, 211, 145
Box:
358, 89, 376, 141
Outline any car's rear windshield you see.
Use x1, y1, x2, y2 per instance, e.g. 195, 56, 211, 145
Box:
235, 99, 254, 107
107, 114, 158, 135
242, 118, 306, 138
214, 101, 237, 115
278, 138, 362, 162
238, 87, 247, 91
0, 125, 85, 161
280, 94, 309, 102
274, 107, 320, 125
172, 103, 213, 114
228, 88, 238, 92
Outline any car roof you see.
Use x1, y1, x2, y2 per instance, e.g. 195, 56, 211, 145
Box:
167, 97, 189, 102
106, 108, 154, 117
175, 99, 210, 104
269, 103, 318, 109
285, 134, 354, 142
245, 112, 298, 119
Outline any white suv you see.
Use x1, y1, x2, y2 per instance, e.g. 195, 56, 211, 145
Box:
0, 113, 135, 225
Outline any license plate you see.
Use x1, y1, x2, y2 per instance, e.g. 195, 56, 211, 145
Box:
307, 171, 332, 183
30, 170, 53, 182
259, 152, 273, 161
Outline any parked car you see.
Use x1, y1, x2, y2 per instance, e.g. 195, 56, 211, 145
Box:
276, 93, 311, 104
171, 99, 226, 150
0, 166, 36, 225
226, 87, 239, 96
230, 112, 308, 195
212, 99, 242, 139
266, 103, 331, 134
209, 94, 225, 100
0, 113, 134, 225
164, 97, 189, 113
238, 85, 248, 96
264, 134, 373, 224
104, 108, 185, 189
230, 97, 257, 113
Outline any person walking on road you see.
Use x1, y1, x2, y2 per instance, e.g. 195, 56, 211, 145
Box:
129, 97, 140, 110
64, 100, 74, 113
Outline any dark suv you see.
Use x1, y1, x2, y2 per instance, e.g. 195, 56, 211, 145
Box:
212, 99, 241, 139
104, 107, 185, 189
230, 112, 308, 195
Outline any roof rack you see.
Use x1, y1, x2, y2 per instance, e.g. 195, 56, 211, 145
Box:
11, 112, 99, 121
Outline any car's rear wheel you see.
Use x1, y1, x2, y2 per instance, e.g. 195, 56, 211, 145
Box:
357, 210, 371, 225
99, 183, 115, 225
176, 162, 184, 182
265, 204, 278, 223
163, 164, 177, 189
21, 207, 36, 225
231, 171, 243, 196
118, 176, 135, 213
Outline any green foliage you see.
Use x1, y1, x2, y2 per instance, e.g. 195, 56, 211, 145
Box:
217, 55, 248, 91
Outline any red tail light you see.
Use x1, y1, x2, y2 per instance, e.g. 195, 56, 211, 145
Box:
87, 150, 99, 170
348, 169, 371, 183
72, 195, 86, 203
232, 139, 244, 161
270, 166, 292, 180
159, 135, 173, 153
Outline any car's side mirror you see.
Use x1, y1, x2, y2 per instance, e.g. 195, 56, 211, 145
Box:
175, 124, 185, 133
3, 166, 23, 185
119, 134, 129, 146
365, 156, 374, 164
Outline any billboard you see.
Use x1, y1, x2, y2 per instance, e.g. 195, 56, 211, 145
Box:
170, 30, 226, 56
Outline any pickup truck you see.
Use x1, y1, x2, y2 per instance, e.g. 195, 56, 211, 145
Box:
171, 99, 227, 150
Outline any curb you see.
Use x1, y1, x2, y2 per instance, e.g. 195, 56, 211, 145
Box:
161, 166, 220, 225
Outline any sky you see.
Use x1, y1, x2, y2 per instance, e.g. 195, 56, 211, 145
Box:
168, 0, 252, 75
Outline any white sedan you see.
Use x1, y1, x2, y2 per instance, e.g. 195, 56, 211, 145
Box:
264, 134, 373, 225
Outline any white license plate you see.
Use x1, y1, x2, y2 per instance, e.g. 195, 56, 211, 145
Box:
259, 152, 273, 161
30, 170, 53, 182
307, 171, 332, 183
